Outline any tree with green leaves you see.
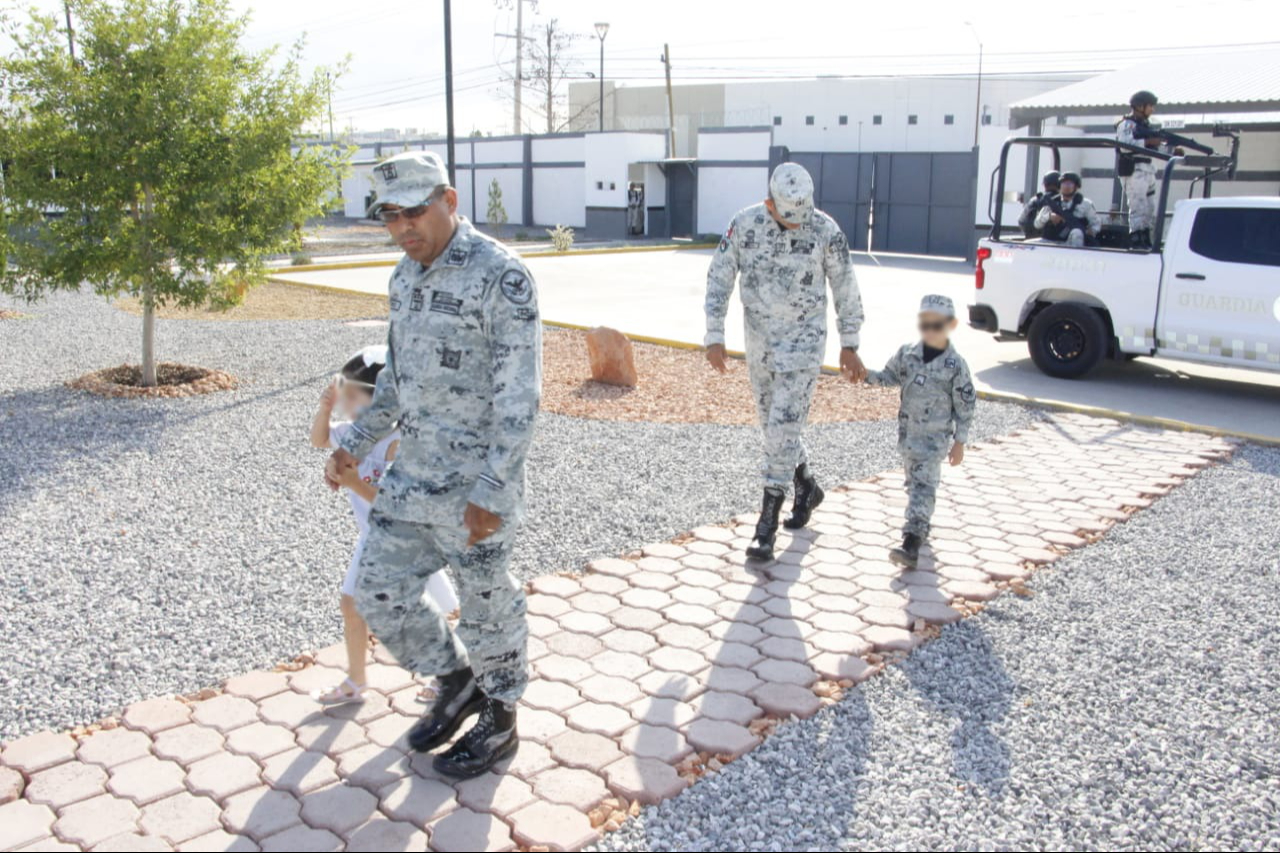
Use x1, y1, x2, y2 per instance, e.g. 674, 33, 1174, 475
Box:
486, 177, 508, 237
0, 0, 349, 386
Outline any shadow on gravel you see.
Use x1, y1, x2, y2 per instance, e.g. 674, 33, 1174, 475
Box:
0, 374, 327, 515
901, 619, 1013, 796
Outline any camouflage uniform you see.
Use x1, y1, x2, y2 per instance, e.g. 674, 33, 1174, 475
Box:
866, 338, 976, 538
1034, 193, 1101, 248
340, 217, 541, 705
705, 201, 864, 489
1116, 115, 1160, 235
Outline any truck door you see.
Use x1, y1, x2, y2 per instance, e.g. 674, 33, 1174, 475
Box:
1158, 204, 1280, 368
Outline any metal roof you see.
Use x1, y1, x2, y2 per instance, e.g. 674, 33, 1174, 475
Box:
1010, 48, 1280, 121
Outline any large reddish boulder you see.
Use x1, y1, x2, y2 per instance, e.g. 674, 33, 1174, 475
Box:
585, 327, 638, 387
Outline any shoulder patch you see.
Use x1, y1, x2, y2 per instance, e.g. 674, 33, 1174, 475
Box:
944, 357, 956, 369
499, 269, 533, 305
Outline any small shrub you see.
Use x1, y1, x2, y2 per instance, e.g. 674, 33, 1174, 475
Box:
547, 224, 575, 252
290, 253, 313, 266
515, 230, 529, 241
487, 178, 508, 238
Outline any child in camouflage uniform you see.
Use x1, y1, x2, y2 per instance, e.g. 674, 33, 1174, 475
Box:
865, 295, 976, 568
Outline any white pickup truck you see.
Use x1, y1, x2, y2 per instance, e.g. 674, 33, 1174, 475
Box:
969, 136, 1280, 379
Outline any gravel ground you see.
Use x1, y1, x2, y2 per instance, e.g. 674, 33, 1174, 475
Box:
0, 289, 1038, 741
594, 444, 1280, 852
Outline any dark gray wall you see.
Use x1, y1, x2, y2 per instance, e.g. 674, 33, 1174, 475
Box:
585, 207, 628, 240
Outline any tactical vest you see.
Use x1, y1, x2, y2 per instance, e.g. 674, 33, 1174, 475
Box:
1116, 113, 1154, 177
1042, 194, 1088, 242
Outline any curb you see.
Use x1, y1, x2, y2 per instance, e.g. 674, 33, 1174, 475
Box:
272, 241, 717, 275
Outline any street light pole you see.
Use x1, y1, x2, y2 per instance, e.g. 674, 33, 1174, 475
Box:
444, 0, 456, 185
595, 22, 610, 132
964, 21, 984, 148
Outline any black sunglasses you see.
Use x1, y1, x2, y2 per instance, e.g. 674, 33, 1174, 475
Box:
918, 320, 948, 333
377, 202, 434, 224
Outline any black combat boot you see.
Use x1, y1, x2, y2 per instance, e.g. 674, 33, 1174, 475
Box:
783, 463, 825, 530
432, 697, 519, 778
889, 533, 922, 569
1131, 229, 1151, 251
745, 488, 786, 561
408, 666, 483, 753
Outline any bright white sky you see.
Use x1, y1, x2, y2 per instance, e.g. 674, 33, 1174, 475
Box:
11, 0, 1278, 136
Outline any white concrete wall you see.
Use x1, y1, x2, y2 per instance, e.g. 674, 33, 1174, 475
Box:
698, 130, 771, 161
532, 135, 585, 162
533, 168, 585, 228
583, 133, 667, 209
698, 166, 769, 235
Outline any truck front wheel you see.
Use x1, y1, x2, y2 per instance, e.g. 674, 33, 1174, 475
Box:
1027, 302, 1107, 379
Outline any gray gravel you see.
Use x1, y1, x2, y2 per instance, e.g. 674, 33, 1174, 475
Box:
593, 444, 1280, 852
0, 289, 1038, 741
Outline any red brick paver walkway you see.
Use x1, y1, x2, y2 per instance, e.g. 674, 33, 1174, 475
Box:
0, 415, 1232, 852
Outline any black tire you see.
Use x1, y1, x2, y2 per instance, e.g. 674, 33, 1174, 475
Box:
1027, 302, 1107, 379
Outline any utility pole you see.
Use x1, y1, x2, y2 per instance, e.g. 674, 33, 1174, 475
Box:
514, 0, 524, 134
595, 22, 610, 132
326, 72, 335, 143
545, 24, 554, 134
63, 1, 76, 61
964, 21, 984, 148
444, 0, 456, 184
662, 44, 676, 155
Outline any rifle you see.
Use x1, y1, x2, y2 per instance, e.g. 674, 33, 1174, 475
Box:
1144, 122, 1215, 156
1043, 194, 1089, 240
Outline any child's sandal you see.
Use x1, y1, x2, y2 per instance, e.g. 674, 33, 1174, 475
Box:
312, 677, 366, 705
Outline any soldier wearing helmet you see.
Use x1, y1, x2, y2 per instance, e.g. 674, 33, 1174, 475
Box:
1034, 171, 1101, 247
1116, 90, 1183, 250
1017, 170, 1061, 238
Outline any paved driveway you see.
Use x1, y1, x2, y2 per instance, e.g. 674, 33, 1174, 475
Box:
271, 249, 1280, 440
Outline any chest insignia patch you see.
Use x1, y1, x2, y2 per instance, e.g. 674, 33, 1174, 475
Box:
440, 347, 462, 370
430, 291, 462, 315
914, 374, 927, 386
446, 245, 469, 266
410, 288, 425, 311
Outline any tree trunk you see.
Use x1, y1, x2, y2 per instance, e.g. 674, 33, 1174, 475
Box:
140, 186, 157, 387
141, 277, 157, 387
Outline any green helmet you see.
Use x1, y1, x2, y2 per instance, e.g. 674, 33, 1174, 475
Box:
1060, 171, 1083, 189
1042, 170, 1061, 189
1130, 90, 1157, 109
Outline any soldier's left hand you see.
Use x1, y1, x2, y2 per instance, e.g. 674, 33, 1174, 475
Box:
839, 348, 867, 383
464, 502, 503, 547
948, 442, 965, 466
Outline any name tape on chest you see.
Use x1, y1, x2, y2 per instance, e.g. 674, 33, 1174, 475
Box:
430, 290, 462, 316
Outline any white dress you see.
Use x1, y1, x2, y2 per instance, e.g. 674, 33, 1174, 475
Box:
329, 422, 460, 610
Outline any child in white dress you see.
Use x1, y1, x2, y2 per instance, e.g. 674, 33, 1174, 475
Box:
309, 345, 459, 703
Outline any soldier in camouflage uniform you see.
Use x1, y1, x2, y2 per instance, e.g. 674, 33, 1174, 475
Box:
705, 163, 866, 561
864, 294, 976, 569
1116, 90, 1182, 250
326, 151, 540, 779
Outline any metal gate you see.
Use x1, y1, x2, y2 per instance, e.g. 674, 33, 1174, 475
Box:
780, 149, 978, 258
666, 165, 696, 239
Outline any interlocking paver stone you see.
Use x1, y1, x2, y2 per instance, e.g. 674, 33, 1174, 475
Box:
258, 691, 321, 729
138, 791, 223, 845
259, 824, 341, 851
427, 807, 514, 852
154, 724, 225, 767
563, 701, 637, 738
222, 786, 302, 841
298, 782, 380, 835
686, 718, 760, 758
122, 697, 191, 735
702, 666, 764, 695
515, 707, 570, 744
548, 729, 625, 772
648, 647, 709, 676
559, 611, 613, 636
344, 817, 427, 852
455, 771, 536, 816
23, 761, 107, 809
1, 731, 77, 775
88, 831, 172, 851
191, 694, 258, 732
260, 748, 338, 795
223, 670, 289, 701
375, 776, 457, 830
590, 650, 653, 681
0, 765, 22, 804
693, 690, 763, 726
509, 800, 599, 851
185, 752, 261, 802
603, 755, 687, 804
530, 766, 610, 810
752, 682, 823, 719
617, 724, 692, 763
335, 742, 411, 792
0, 800, 56, 850
521, 679, 583, 713
753, 659, 818, 687
544, 631, 605, 660
107, 754, 186, 804
53, 793, 140, 848
177, 828, 260, 851
607, 606, 664, 631
579, 673, 643, 706
225, 723, 297, 761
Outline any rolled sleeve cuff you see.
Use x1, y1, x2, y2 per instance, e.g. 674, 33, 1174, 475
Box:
704, 330, 726, 348
953, 426, 971, 445
338, 423, 378, 461
840, 332, 861, 350
466, 470, 516, 517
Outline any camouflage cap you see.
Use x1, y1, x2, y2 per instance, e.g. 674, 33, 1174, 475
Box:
919, 294, 955, 318
368, 151, 450, 217
769, 163, 815, 225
